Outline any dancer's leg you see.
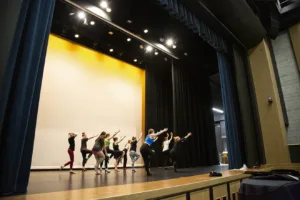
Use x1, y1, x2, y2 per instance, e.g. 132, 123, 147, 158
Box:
123, 151, 127, 169
81, 150, 87, 168
140, 145, 151, 176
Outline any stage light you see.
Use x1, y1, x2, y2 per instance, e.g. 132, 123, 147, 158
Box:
139, 45, 144, 49
106, 8, 112, 13
172, 45, 177, 49
109, 49, 114, 52
184, 52, 188, 56
155, 51, 159, 55
134, 59, 137, 62
127, 38, 131, 42
164, 57, 168, 61
74, 34, 79, 38
166, 38, 174, 46
100, 1, 108, 9
144, 29, 149, 34
212, 108, 224, 113
69, 13, 75, 16
90, 21, 95, 25
145, 45, 153, 52
127, 20, 132, 24
108, 31, 114, 35
77, 11, 86, 19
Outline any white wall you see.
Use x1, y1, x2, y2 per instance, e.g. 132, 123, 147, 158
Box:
31, 35, 145, 169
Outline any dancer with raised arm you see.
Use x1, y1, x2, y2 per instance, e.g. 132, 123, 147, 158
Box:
101, 130, 120, 173
140, 128, 168, 176
162, 132, 173, 170
130, 132, 143, 172
122, 140, 131, 170
81, 132, 98, 171
112, 136, 126, 172
61, 133, 77, 174
92, 132, 106, 175
170, 132, 192, 172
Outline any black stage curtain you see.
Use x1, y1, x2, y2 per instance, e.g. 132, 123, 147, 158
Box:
172, 61, 219, 168
145, 61, 173, 167
0, 0, 55, 195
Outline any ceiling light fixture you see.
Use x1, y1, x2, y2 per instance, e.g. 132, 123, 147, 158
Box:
127, 20, 133, 24
90, 21, 95, 25
144, 29, 149, 34
172, 45, 177, 49
212, 108, 224, 113
109, 49, 114, 52
145, 45, 153, 52
155, 51, 159, 55
100, 1, 108, 9
69, 13, 75, 16
184, 52, 188, 56
166, 38, 174, 46
127, 38, 131, 42
134, 59, 137, 62
106, 8, 112, 13
74, 34, 80, 38
108, 31, 114, 35
77, 11, 86, 19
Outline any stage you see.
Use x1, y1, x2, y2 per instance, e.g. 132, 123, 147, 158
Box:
27, 165, 228, 194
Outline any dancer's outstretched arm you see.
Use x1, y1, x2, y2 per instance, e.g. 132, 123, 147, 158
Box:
169, 132, 173, 142
88, 134, 98, 140
117, 136, 126, 144
137, 132, 143, 142
151, 128, 168, 138
108, 129, 120, 140
182, 132, 192, 142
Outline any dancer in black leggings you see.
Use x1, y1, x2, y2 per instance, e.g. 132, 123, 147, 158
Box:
140, 128, 168, 176
122, 140, 131, 170
112, 136, 126, 172
170, 132, 192, 172
162, 132, 173, 170
81, 132, 98, 171
101, 130, 120, 173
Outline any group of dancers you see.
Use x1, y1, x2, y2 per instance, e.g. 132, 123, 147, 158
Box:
61, 128, 192, 176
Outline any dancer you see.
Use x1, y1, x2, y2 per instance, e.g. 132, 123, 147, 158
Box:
92, 132, 107, 175
112, 136, 126, 172
170, 132, 192, 172
130, 132, 143, 172
81, 132, 98, 171
122, 140, 131, 170
162, 132, 173, 170
140, 128, 168, 176
61, 133, 77, 174
101, 130, 120, 173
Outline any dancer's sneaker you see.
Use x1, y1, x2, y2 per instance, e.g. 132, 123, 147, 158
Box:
70, 170, 76, 174
132, 169, 136, 172
147, 172, 152, 176
105, 169, 110, 173
115, 169, 120, 172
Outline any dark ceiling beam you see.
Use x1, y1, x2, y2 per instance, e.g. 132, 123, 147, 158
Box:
180, 0, 266, 49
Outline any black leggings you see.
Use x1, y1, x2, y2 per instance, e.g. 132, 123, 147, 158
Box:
170, 151, 177, 170
81, 149, 93, 167
140, 143, 154, 174
123, 149, 128, 168
101, 147, 114, 169
163, 150, 171, 167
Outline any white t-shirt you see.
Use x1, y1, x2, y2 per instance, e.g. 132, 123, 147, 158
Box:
162, 140, 170, 152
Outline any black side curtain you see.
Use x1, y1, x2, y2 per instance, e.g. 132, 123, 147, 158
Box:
145, 62, 173, 167
217, 52, 244, 169
172, 61, 219, 167
0, 0, 55, 195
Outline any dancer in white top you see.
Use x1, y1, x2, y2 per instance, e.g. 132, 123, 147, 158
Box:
162, 132, 173, 170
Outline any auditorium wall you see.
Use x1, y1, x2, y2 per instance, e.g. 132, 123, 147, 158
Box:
31, 35, 145, 169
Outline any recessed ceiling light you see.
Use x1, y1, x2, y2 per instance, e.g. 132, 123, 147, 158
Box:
155, 51, 159, 55
172, 45, 176, 49
139, 45, 144, 49
134, 59, 137, 62
77, 12, 86, 19
109, 49, 114, 52
146, 45, 153, 52
108, 31, 114, 35
184, 52, 188, 56
106, 8, 112, 12
164, 57, 168, 61
74, 34, 79, 38
127, 38, 131, 42
166, 39, 174, 46
100, 1, 108, 9
90, 21, 95, 25
127, 20, 132, 24
144, 29, 149, 34
69, 13, 75, 16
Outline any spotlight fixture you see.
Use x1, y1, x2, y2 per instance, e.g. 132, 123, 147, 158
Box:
106, 8, 112, 12
164, 57, 168, 61
127, 20, 133, 24
184, 52, 188, 56
69, 13, 75, 16
77, 11, 86, 19
155, 51, 159, 55
90, 21, 95, 25
108, 31, 114, 35
212, 108, 224, 113
74, 34, 80, 38
172, 45, 177, 49
109, 49, 114, 52
139, 45, 144, 49
127, 38, 131, 42
145, 45, 153, 52
166, 38, 174, 46
144, 29, 149, 34
100, 1, 108, 9
134, 59, 138, 62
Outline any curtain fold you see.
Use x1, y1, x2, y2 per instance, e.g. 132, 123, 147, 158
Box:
217, 52, 244, 169
172, 61, 219, 168
0, 0, 55, 195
